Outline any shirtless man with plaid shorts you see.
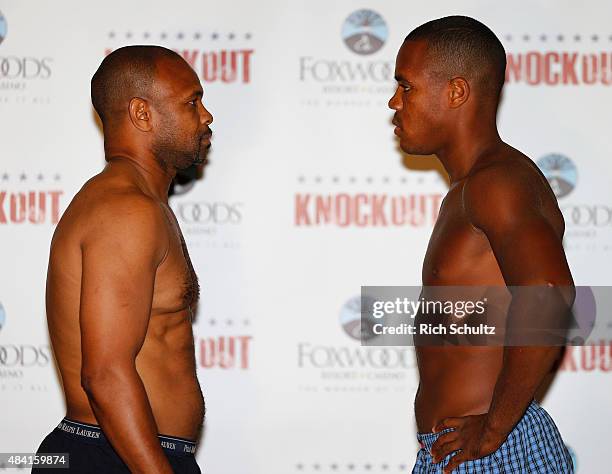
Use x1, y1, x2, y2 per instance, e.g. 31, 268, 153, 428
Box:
388, 16, 574, 474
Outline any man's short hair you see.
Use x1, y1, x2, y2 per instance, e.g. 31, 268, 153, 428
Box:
91, 45, 181, 124
405, 16, 506, 101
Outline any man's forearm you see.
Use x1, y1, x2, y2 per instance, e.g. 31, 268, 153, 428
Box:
82, 366, 173, 474
484, 345, 559, 439
484, 285, 573, 440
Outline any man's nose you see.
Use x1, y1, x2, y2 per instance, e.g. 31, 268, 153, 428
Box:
200, 105, 213, 125
388, 87, 402, 111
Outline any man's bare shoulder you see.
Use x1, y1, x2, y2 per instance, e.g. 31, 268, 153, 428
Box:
463, 147, 555, 230
55, 172, 169, 250
472, 147, 546, 188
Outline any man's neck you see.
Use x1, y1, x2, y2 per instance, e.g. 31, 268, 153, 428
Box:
106, 153, 174, 202
435, 124, 503, 185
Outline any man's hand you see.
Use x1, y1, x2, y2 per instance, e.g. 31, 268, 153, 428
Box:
430, 413, 507, 474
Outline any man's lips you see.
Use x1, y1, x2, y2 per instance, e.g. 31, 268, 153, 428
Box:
201, 129, 213, 141
391, 117, 402, 136
392, 119, 402, 136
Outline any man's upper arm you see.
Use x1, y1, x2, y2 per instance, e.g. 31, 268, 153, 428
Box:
79, 194, 169, 376
463, 166, 573, 287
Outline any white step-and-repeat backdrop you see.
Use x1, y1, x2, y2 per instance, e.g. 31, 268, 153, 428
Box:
1, 1, 610, 472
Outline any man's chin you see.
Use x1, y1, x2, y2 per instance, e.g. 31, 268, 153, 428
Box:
399, 139, 430, 156
192, 152, 211, 169
395, 135, 412, 154
175, 158, 203, 171
190, 146, 210, 167
398, 140, 416, 155
196, 149, 211, 165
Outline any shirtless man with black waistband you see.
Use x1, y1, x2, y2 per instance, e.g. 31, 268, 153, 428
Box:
34, 45, 212, 474
388, 16, 575, 473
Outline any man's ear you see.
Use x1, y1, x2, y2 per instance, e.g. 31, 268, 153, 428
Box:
128, 97, 152, 132
448, 77, 470, 108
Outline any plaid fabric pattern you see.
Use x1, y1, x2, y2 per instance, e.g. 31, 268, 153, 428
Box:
413, 401, 574, 473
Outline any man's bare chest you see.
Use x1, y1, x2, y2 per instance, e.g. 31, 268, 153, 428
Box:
151, 206, 200, 315
422, 190, 502, 286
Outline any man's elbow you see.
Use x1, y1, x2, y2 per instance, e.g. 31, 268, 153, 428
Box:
81, 368, 109, 397
522, 279, 575, 305
81, 365, 129, 399
564, 284, 576, 308
541, 281, 576, 340
543, 280, 576, 308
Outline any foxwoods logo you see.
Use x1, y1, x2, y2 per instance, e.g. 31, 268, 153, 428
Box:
170, 199, 243, 248
537, 153, 577, 198
0, 10, 54, 104
339, 295, 378, 341
295, 295, 414, 393
0, 343, 52, 392
536, 154, 612, 249
299, 9, 394, 102
0, 10, 7, 45
173, 201, 243, 225
341, 9, 388, 56
297, 343, 412, 370
0, 344, 51, 367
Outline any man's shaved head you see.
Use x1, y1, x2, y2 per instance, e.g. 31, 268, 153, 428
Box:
91, 45, 213, 172
405, 16, 506, 101
91, 45, 183, 124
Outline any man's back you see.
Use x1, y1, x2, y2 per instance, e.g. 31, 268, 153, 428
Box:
46, 159, 204, 440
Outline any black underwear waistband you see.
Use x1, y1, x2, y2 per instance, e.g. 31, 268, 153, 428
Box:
55, 418, 197, 457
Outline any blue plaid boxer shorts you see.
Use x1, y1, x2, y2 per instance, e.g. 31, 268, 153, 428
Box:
413, 400, 574, 473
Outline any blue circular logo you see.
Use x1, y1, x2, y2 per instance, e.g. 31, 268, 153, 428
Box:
341, 9, 388, 55
536, 153, 578, 199
0, 10, 6, 45
0, 303, 5, 332
339, 295, 378, 341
